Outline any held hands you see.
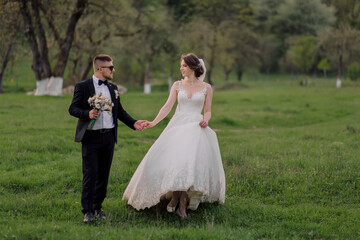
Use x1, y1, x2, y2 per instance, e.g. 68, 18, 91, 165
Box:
134, 120, 148, 131
199, 119, 208, 128
136, 119, 208, 130
134, 120, 156, 131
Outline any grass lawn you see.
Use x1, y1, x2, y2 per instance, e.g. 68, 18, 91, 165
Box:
0, 77, 360, 239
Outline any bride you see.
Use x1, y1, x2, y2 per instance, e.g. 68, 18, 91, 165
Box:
122, 53, 225, 217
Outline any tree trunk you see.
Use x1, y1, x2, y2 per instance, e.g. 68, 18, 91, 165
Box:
313, 68, 317, 78
31, 0, 51, 78
336, 47, 343, 88
144, 58, 151, 94
69, 57, 92, 84
18, 0, 87, 95
70, 58, 78, 82
237, 70, 243, 81
207, 25, 217, 86
168, 60, 174, 91
78, 57, 93, 83
52, 0, 88, 77
223, 66, 231, 82
337, 48, 343, 79
0, 74, 3, 94
18, 0, 43, 81
0, 37, 14, 93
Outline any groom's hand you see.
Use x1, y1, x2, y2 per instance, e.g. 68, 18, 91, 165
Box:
89, 109, 99, 119
134, 120, 148, 131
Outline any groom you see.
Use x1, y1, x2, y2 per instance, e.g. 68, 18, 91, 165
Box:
69, 54, 146, 223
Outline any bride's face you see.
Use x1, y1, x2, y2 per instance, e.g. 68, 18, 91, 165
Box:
180, 59, 193, 78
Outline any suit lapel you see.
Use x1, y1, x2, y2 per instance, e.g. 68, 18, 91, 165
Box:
107, 83, 117, 124
107, 84, 115, 103
88, 78, 96, 97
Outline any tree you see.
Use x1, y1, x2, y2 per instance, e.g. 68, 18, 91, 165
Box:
16, 0, 88, 95
217, 22, 260, 81
162, 39, 179, 90
251, 0, 285, 32
323, 0, 360, 30
347, 62, 360, 81
66, 0, 141, 85
166, 0, 195, 23
191, 0, 253, 85
287, 35, 317, 74
318, 25, 360, 87
66, 3, 110, 85
120, 0, 173, 94
0, 1, 22, 93
317, 59, 330, 78
259, 35, 282, 74
268, 0, 335, 38
251, 0, 284, 73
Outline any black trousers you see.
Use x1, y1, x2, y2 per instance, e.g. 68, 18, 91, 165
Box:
81, 129, 115, 214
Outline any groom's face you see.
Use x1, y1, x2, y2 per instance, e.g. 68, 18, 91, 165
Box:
101, 61, 115, 80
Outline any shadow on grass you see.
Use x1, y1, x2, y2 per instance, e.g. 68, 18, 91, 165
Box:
112, 200, 226, 228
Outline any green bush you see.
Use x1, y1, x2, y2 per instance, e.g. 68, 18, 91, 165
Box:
347, 62, 360, 81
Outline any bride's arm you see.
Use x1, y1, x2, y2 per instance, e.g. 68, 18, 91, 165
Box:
200, 84, 213, 128
147, 81, 179, 127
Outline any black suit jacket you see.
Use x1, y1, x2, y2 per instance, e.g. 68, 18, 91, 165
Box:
69, 78, 136, 142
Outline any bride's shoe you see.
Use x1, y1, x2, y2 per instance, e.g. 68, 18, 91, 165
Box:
167, 205, 176, 213
176, 192, 188, 218
167, 199, 178, 213
167, 192, 180, 213
176, 208, 187, 218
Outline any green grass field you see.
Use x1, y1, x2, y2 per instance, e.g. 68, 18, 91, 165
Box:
1, 76, 360, 239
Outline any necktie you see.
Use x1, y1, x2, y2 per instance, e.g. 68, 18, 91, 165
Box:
99, 80, 108, 86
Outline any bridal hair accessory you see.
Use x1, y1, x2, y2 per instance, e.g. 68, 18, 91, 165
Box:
198, 59, 206, 82
198, 59, 206, 81
88, 92, 114, 130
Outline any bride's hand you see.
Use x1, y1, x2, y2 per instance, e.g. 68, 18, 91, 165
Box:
199, 120, 208, 128
134, 120, 148, 131
144, 121, 155, 129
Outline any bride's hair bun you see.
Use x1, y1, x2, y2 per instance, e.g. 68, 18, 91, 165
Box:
181, 53, 204, 78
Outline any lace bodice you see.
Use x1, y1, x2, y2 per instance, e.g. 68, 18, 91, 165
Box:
177, 81, 207, 114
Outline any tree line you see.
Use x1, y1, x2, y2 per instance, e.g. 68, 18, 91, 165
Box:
1, 0, 360, 94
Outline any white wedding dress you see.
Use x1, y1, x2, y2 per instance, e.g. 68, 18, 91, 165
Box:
122, 81, 225, 210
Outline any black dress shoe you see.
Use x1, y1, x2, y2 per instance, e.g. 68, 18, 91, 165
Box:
95, 209, 106, 220
83, 212, 94, 223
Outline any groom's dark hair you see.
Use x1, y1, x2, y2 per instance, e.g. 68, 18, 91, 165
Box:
93, 54, 113, 72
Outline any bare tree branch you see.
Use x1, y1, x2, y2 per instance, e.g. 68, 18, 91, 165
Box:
53, 0, 88, 77
38, 1, 62, 46
17, 0, 43, 80
31, 0, 51, 77
114, 28, 142, 37
88, 2, 117, 17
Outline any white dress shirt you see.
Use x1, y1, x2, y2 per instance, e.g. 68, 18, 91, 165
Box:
88, 75, 115, 130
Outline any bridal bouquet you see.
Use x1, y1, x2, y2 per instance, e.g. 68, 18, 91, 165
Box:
88, 93, 114, 130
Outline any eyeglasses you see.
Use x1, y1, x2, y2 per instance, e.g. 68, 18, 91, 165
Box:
100, 66, 114, 71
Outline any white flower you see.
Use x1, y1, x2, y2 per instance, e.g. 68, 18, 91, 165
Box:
88, 94, 113, 112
